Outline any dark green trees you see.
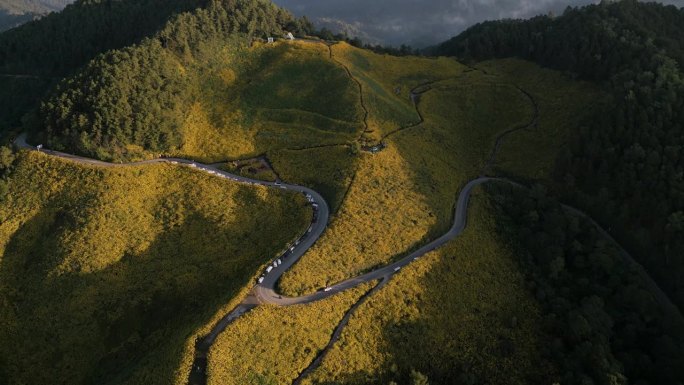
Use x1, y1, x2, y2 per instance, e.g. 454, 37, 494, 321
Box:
37, 0, 304, 160
436, 0, 684, 312
489, 182, 684, 385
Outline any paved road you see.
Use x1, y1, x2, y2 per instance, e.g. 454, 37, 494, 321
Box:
254, 176, 492, 305
14, 134, 331, 303
16, 131, 683, 384
14, 134, 494, 384
14, 134, 488, 305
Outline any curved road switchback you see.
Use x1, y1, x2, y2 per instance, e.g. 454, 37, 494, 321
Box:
14, 134, 496, 385
14, 67, 682, 385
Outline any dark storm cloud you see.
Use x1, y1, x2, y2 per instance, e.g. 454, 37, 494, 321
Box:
273, 0, 684, 47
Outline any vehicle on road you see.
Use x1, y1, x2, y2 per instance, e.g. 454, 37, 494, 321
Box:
324, 287, 332, 292
276, 259, 282, 266
394, 267, 401, 272
266, 266, 273, 273
258, 276, 264, 283
275, 182, 282, 186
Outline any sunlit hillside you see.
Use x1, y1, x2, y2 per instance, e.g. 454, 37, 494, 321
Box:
278, 44, 604, 296
3, 0, 683, 385
0, 151, 309, 384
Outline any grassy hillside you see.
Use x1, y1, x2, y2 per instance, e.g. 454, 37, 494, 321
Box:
1, 6, 623, 384
302, 193, 553, 385
329, 42, 464, 144
35, 0, 329, 161
178, 40, 364, 162
434, 0, 684, 312
279, 47, 605, 296
300, 182, 684, 385
207, 284, 373, 385
0, 150, 310, 385
269, 144, 359, 213
478, 58, 608, 181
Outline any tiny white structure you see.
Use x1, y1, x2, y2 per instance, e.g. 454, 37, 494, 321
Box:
286, 32, 295, 40
267, 37, 274, 43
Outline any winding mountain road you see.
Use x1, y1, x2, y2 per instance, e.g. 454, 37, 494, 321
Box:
14, 134, 495, 384
14, 63, 682, 384
13, 134, 491, 307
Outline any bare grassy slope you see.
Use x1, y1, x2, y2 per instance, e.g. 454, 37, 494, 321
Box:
0, 151, 309, 384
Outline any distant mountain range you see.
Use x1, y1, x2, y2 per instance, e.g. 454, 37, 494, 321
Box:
273, 0, 684, 47
0, 0, 72, 31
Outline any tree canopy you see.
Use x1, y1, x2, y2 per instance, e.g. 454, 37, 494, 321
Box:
37, 0, 311, 160
436, 0, 684, 312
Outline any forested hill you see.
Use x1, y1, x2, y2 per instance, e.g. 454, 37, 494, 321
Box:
0, 0, 207, 77
0, 0, 309, 140
435, 0, 684, 311
435, 1, 684, 80
36, 0, 310, 159
0, 0, 207, 134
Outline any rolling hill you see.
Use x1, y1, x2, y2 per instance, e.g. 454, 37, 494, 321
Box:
436, 0, 684, 313
1, 0, 683, 385
0, 150, 310, 384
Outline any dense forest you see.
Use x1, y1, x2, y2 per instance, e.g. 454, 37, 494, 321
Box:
0, 0, 206, 133
36, 0, 312, 159
0, 0, 205, 76
436, 0, 684, 311
489, 182, 684, 385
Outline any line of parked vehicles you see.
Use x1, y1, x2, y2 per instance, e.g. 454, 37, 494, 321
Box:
185, 165, 334, 290
177, 163, 332, 288
257, 191, 320, 285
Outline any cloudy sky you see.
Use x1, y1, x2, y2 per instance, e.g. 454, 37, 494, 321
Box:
272, 0, 684, 47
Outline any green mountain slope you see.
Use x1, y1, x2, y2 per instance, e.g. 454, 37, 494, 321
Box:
436, 0, 684, 312
0, 151, 310, 384
2, 1, 684, 385
34, 0, 316, 160
0, 0, 204, 133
